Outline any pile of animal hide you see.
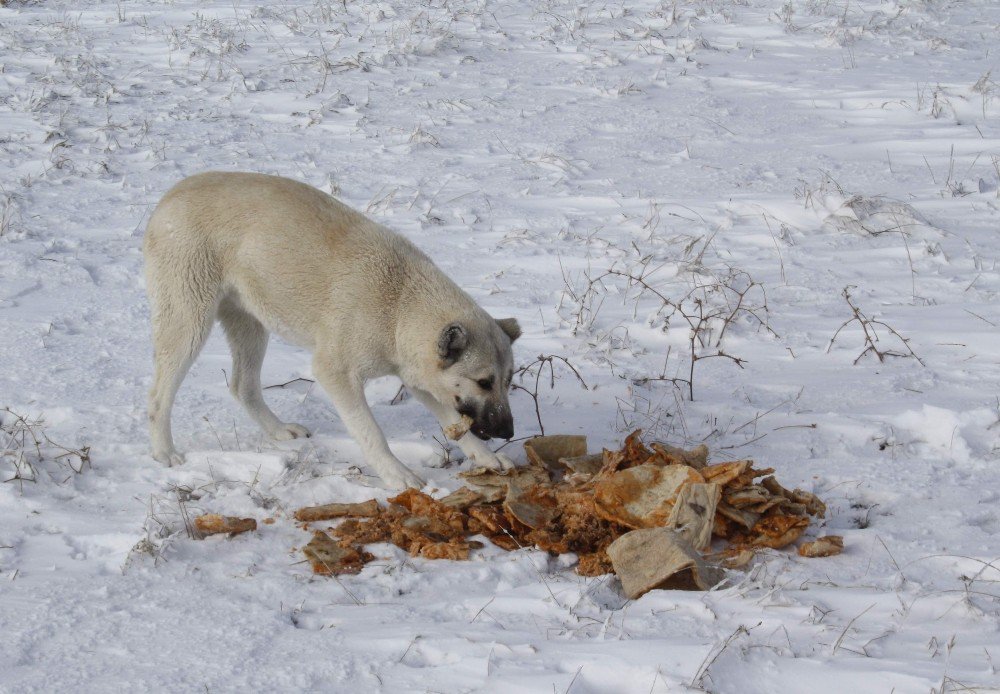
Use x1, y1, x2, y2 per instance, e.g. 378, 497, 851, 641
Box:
291, 431, 840, 598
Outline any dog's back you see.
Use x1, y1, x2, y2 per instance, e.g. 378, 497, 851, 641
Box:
145, 171, 430, 349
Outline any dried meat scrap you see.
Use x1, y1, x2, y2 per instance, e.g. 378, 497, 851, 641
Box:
525, 487, 625, 562
761, 476, 826, 517
649, 442, 709, 470
607, 528, 725, 598
401, 518, 476, 558
294, 499, 380, 522
712, 513, 733, 539
621, 429, 653, 467
481, 531, 521, 552
523, 435, 587, 470
559, 454, 604, 479
666, 482, 721, 552
400, 513, 466, 540
503, 482, 558, 531
524, 526, 570, 555
592, 430, 647, 479
796, 491, 826, 517
732, 466, 774, 490
706, 546, 756, 570
798, 535, 844, 558
466, 504, 521, 551
417, 539, 483, 561
391, 513, 469, 555
736, 515, 810, 550
439, 487, 483, 510
466, 504, 510, 534
577, 550, 614, 577
460, 464, 550, 502
724, 485, 771, 508
389, 488, 467, 533
593, 463, 705, 529
193, 514, 257, 537
700, 460, 752, 486
333, 507, 404, 546
715, 501, 760, 532
444, 414, 474, 440
303, 531, 372, 575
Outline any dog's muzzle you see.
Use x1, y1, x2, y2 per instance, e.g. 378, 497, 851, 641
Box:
458, 403, 514, 441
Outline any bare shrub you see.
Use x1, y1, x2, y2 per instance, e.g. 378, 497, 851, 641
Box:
1, 408, 91, 491
511, 354, 589, 435
562, 255, 776, 401
826, 286, 924, 366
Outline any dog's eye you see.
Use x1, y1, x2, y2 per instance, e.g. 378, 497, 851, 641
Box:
476, 378, 494, 391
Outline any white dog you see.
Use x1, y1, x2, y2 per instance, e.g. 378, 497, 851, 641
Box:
143, 172, 520, 489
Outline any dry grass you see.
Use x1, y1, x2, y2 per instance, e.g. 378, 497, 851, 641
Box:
1, 407, 91, 491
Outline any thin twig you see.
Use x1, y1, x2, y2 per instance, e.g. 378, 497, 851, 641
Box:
827, 286, 924, 366
832, 603, 876, 655
691, 624, 754, 687
264, 377, 316, 390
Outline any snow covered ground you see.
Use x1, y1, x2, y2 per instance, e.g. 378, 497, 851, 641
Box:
2, 0, 999, 690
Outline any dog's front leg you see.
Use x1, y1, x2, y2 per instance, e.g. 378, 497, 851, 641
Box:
410, 388, 514, 471
313, 360, 425, 490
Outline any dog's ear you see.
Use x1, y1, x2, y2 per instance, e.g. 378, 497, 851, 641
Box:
438, 323, 468, 365
496, 317, 521, 343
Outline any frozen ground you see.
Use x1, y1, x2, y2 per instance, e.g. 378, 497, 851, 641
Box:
1, 0, 999, 691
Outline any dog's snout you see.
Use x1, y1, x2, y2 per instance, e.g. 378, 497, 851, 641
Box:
495, 418, 514, 441
458, 400, 514, 440
486, 408, 514, 441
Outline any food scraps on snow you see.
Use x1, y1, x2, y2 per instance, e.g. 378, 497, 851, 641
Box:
293, 499, 380, 523
287, 431, 838, 598
192, 514, 257, 538
798, 534, 844, 558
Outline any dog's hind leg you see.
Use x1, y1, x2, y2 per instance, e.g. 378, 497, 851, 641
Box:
147, 273, 217, 467
218, 297, 310, 442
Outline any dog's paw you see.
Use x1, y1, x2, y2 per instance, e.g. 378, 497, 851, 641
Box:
474, 450, 515, 472
270, 423, 311, 441
153, 450, 185, 468
495, 453, 516, 471
379, 463, 425, 491
458, 437, 515, 471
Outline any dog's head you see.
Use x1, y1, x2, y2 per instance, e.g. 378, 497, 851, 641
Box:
433, 316, 521, 440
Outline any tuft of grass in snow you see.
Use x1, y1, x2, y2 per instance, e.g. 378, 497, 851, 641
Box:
0, 192, 17, 238
0, 408, 91, 491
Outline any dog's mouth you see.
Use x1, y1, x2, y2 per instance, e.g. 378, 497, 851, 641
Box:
471, 427, 492, 441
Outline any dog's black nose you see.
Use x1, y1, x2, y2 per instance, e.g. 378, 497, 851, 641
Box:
494, 419, 514, 441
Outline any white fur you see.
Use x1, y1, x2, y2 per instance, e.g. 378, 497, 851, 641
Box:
143, 171, 518, 489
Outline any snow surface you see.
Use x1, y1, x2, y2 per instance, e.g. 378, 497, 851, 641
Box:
2, 0, 999, 691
